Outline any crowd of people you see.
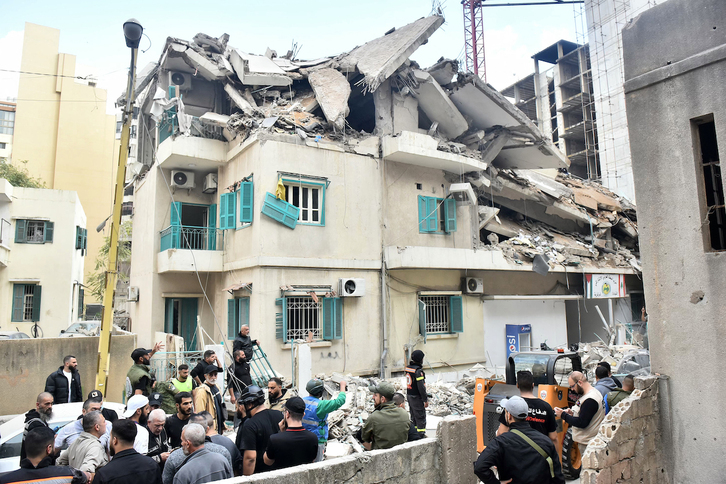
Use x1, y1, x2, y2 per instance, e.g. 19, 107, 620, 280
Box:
1, 327, 432, 484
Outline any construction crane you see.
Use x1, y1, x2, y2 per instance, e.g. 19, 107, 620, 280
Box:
461, 0, 584, 82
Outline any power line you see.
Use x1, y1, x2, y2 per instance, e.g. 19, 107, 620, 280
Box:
0, 68, 93, 80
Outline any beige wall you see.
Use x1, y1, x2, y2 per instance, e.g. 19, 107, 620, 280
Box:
12, 23, 116, 303
0, 184, 86, 337
0, 334, 136, 415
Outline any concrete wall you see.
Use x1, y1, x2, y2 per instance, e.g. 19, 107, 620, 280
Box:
212, 414, 477, 484
0, 334, 136, 415
622, 1, 726, 481
0, 185, 86, 337
12, 23, 116, 302
581, 376, 668, 483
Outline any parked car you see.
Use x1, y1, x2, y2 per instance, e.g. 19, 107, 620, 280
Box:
0, 401, 125, 474
0, 332, 30, 340
59, 322, 100, 337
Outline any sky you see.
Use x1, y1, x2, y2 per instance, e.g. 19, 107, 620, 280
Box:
0, 0, 588, 114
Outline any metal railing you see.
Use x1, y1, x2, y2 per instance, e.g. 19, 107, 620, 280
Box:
159, 225, 224, 252
0, 218, 10, 246
158, 114, 226, 144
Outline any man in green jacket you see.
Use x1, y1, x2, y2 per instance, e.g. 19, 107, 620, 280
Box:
301, 378, 347, 462
606, 375, 634, 412
361, 382, 410, 450
126, 344, 163, 398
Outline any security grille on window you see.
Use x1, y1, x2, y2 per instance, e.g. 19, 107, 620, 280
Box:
15, 220, 54, 244
27, 221, 45, 243
287, 296, 321, 340
418, 294, 464, 342
276, 294, 342, 343
284, 183, 322, 224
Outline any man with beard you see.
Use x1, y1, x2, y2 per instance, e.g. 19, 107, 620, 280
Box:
227, 350, 252, 404
555, 371, 606, 455
20, 392, 54, 463
361, 382, 410, 450
146, 409, 170, 468
94, 419, 161, 484
124, 395, 151, 454
45, 355, 83, 404
192, 366, 225, 435
165, 392, 192, 449
266, 378, 294, 412
171, 424, 231, 484
232, 325, 258, 361
126, 344, 163, 397
55, 397, 113, 451
190, 351, 221, 387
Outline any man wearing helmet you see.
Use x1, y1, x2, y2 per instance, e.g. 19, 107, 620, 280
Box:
236, 385, 283, 476
301, 378, 347, 462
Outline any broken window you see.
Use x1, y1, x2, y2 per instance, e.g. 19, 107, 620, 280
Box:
284, 180, 325, 225
693, 116, 726, 251
417, 294, 463, 341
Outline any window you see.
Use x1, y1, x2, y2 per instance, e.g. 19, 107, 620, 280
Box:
418, 294, 463, 342
0, 142, 6, 149
227, 297, 250, 339
418, 196, 456, 234
275, 296, 342, 343
75, 226, 88, 251
11, 284, 41, 322
15, 220, 53, 244
239, 181, 253, 224
0, 110, 14, 135
121, 202, 133, 216
283, 179, 325, 225
694, 117, 725, 251
77, 287, 85, 320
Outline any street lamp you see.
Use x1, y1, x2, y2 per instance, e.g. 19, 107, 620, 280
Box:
95, 19, 143, 394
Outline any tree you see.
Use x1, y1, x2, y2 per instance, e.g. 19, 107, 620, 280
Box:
87, 221, 132, 302
0, 160, 46, 188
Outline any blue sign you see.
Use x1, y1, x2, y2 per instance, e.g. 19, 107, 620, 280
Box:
506, 324, 532, 358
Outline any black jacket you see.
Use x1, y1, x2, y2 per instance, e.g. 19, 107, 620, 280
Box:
474, 421, 565, 484
232, 334, 256, 360
404, 362, 427, 401
20, 409, 50, 462
94, 449, 162, 484
45, 366, 83, 404
0, 456, 86, 484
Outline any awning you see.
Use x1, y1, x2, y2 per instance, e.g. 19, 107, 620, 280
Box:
223, 282, 251, 293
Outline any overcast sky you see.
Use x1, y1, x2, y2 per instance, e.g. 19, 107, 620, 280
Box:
0, 0, 588, 113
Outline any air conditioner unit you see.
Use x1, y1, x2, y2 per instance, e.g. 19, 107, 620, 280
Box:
203, 173, 218, 194
128, 287, 139, 302
463, 277, 484, 294
168, 71, 192, 91
449, 183, 477, 206
171, 170, 195, 189
339, 278, 365, 297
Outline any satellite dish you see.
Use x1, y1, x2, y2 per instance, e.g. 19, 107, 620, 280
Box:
173, 172, 188, 185
171, 72, 186, 86
467, 278, 478, 292
344, 280, 357, 295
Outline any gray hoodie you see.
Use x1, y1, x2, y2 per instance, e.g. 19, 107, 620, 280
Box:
594, 377, 618, 398
171, 448, 232, 484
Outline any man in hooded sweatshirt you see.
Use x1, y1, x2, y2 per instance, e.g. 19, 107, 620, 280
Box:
404, 350, 428, 437
593, 365, 618, 401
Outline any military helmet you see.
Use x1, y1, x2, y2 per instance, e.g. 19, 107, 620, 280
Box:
306, 379, 325, 397
239, 385, 265, 405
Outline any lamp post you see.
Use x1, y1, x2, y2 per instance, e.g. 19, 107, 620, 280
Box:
95, 19, 143, 394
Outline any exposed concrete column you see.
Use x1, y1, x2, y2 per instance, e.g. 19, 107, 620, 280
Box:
373, 79, 394, 137
437, 415, 477, 484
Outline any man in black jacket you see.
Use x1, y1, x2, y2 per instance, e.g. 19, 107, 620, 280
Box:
232, 325, 258, 360
95, 419, 161, 484
45, 355, 83, 404
404, 350, 428, 437
20, 392, 54, 463
474, 396, 565, 484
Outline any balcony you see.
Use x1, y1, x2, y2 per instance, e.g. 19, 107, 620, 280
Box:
0, 218, 10, 267
156, 115, 228, 171
157, 226, 224, 273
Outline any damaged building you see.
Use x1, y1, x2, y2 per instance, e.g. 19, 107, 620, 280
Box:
126, 14, 644, 378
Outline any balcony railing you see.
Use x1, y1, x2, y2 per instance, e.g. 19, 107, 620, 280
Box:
158, 113, 226, 144
159, 226, 224, 252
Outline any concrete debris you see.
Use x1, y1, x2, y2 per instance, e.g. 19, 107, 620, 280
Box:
577, 342, 651, 380
308, 68, 351, 131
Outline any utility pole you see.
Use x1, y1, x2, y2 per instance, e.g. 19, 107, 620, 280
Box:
95, 19, 143, 394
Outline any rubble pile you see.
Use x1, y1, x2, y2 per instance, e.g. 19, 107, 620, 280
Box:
578, 341, 651, 380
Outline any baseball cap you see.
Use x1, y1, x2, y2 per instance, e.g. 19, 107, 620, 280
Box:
501, 396, 529, 419
149, 393, 162, 407
369, 381, 396, 400
87, 390, 103, 402
131, 348, 151, 362
284, 396, 306, 414
204, 365, 222, 375
123, 395, 149, 418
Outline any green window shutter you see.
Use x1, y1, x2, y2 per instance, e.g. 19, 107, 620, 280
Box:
219, 195, 228, 229
15, 220, 27, 243
164, 298, 174, 333
44, 222, 54, 243
450, 296, 464, 333
418, 299, 427, 343
82, 229, 88, 250
171, 202, 182, 248
208, 204, 217, 250
11, 284, 24, 322
322, 297, 334, 340
444, 198, 457, 233
275, 298, 288, 343
333, 297, 343, 339
78, 288, 85, 320
31, 285, 42, 322
418, 196, 428, 233
171, 202, 182, 225
226, 192, 237, 228
227, 299, 237, 339
220, 193, 236, 229
240, 297, 250, 328
261, 192, 299, 229
239, 181, 254, 223
75, 226, 83, 249
426, 197, 438, 232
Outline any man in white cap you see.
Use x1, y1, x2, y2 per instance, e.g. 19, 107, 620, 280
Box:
474, 396, 565, 484
124, 394, 151, 454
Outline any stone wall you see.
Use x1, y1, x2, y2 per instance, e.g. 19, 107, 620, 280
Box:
213, 415, 477, 484
0, 335, 137, 415
581, 376, 669, 483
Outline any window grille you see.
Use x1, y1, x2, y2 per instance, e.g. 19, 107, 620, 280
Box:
286, 296, 322, 340
26, 221, 45, 243
420, 295, 450, 334
23, 285, 35, 321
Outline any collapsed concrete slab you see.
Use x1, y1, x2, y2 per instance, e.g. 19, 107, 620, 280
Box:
382, 131, 488, 174
338, 15, 444, 93
410, 69, 468, 139
229, 49, 292, 86
307, 68, 351, 131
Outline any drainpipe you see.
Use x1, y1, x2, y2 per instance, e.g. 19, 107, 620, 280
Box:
380, 246, 388, 378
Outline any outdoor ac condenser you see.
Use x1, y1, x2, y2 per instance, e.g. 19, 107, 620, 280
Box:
171, 170, 195, 189
203, 173, 217, 194
168, 71, 193, 91
339, 278, 365, 297
463, 277, 484, 294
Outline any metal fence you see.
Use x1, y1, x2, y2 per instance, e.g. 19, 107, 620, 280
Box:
159, 226, 224, 252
